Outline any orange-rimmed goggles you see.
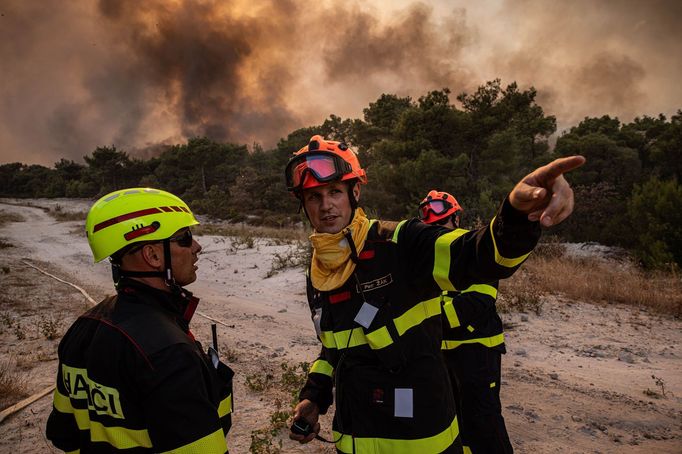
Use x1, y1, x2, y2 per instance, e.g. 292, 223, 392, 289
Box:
285, 151, 353, 192
418, 199, 454, 220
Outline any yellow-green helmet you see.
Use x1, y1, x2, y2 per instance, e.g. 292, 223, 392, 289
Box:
85, 188, 199, 263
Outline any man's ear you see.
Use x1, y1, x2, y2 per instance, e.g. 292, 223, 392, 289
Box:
140, 243, 164, 269
352, 183, 361, 203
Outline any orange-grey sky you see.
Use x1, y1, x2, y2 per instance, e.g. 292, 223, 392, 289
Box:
1, 0, 680, 166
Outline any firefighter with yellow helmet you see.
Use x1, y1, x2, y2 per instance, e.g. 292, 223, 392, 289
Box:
285, 135, 584, 453
420, 190, 512, 453
46, 188, 234, 453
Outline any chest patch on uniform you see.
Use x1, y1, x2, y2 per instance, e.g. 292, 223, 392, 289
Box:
358, 249, 375, 260
329, 291, 351, 304
356, 274, 393, 293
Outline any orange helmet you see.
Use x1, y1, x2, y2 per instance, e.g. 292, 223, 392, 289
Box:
418, 190, 463, 225
284, 135, 367, 196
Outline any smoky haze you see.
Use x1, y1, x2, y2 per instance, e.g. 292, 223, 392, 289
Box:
0, 0, 680, 166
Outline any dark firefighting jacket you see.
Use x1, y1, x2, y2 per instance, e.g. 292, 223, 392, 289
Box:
299, 199, 539, 453
441, 280, 505, 352
46, 278, 233, 453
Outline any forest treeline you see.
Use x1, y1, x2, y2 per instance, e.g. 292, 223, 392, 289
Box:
1, 80, 680, 269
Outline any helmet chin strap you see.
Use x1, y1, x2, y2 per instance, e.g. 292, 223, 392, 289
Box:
113, 240, 182, 294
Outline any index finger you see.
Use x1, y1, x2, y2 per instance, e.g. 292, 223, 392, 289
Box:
540, 155, 586, 181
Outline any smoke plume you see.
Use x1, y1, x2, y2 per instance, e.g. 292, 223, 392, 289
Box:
0, 0, 680, 165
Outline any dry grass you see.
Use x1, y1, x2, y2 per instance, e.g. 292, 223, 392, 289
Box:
49, 205, 86, 222
51, 211, 87, 222
194, 223, 308, 243
266, 241, 311, 278
0, 211, 25, 227
500, 252, 682, 317
0, 358, 29, 410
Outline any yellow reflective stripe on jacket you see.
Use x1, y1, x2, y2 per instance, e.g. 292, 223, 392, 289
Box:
393, 296, 441, 336
319, 296, 439, 351
433, 229, 468, 291
334, 414, 459, 453
159, 428, 227, 454
365, 326, 393, 350
54, 389, 152, 449
66, 450, 80, 454
54, 388, 228, 452
441, 333, 505, 350
489, 217, 531, 268
441, 296, 460, 329
391, 220, 406, 243
310, 359, 334, 377
319, 330, 336, 348
218, 393, 232, 418
463, 446, 473, 454
320, 326, 393, 351
320, 327, 367, 349
461, 283, 498, 299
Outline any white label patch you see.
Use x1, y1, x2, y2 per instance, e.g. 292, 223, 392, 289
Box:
356, 274, 393, 293
353, 302, 379, 329
394, 388, 414, 418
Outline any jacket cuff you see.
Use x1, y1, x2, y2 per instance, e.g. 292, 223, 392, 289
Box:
299, 387, 332, 415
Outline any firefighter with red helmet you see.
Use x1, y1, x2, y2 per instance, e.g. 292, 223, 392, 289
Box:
46, 188, 233, 453
285, 135, 584, 453
420, 190, 512, 453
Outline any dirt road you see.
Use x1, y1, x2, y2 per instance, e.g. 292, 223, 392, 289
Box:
1, 199, 680, 453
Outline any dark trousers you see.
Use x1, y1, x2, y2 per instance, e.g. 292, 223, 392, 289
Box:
444, 344, 513, 454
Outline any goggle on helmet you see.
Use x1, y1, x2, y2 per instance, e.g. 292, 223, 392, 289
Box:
284, 135, 367, 197
418, 190, 463, 225
85, 188, 199, 263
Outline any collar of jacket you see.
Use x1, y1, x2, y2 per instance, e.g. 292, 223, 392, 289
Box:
116, 277, 200, 328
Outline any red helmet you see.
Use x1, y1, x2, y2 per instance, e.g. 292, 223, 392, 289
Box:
284, 135, 367, 196
418, 190, 463, 225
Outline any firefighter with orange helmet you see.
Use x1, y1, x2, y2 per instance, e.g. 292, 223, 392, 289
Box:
420, 190, 512, 454
46, 188, 234, 453
285, 135, 584, 453
417, 190, 463, 226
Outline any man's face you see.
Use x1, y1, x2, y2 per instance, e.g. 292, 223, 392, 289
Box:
165, 228, 202, 286
302, 181, 359, 234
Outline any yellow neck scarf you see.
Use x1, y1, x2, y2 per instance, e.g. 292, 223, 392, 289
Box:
309, 208, 370, 291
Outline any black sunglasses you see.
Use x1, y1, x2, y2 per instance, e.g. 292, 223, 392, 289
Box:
167, 229, 193, 248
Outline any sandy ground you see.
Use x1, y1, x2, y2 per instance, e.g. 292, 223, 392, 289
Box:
0, 199, 680, 454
